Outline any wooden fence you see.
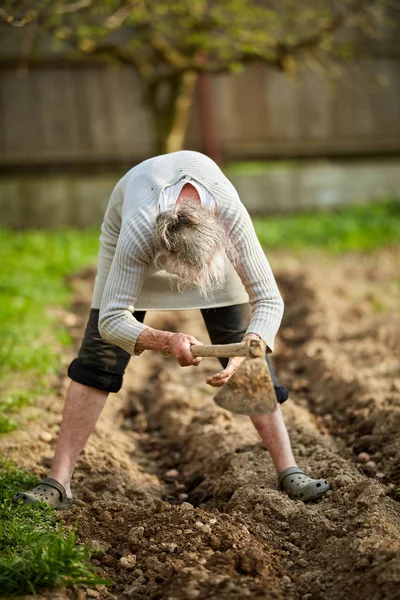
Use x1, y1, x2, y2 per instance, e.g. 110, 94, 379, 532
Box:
1, 18, 400, 227
1, 47, 400, 168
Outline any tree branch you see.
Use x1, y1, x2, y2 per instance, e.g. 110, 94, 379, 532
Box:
0, 0, 93, 26
0, 7, 37, 27
146, 53, 282, 85
276, 0, 367, 61
147, 31, 187, 68
379, 0, 400, 8
103, 1, 139, 29
85, 42, 155, 76
56, 0, 93, 13
17, 17, 37, 77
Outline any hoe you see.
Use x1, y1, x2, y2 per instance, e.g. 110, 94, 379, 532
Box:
190, 339, 276, 415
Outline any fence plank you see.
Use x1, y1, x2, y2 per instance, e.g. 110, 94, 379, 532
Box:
1, 58, 400, 167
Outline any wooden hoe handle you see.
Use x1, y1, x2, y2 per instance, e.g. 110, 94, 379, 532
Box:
190, 342, 247, 358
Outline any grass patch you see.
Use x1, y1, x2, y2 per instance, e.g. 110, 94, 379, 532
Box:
0, 230, 109, 594
254, 199, 400, 252
226, 160, 295, 176
0, 228, 99, 432
0, 459, 109, 595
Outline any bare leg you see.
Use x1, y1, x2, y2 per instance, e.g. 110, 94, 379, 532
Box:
48, 381, 108, 498
250, 405, 297, 475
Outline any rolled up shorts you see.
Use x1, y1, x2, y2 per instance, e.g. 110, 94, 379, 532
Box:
68, 304, 289, 404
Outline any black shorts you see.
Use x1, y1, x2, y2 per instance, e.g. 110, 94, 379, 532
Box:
68, 304, 289, 404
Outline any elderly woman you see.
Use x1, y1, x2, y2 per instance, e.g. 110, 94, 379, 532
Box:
14, 151, 330, 509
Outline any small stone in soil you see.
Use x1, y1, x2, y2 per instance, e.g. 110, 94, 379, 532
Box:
180, 502, 194, 511
119, 554, 137, 569
39, 431, 53, 443
365, 461, 377, 471
296, 558, 308, 567
357, 452, 370, 462
334, 474, 353, 488
194, 521, 204, 528
97, 510, 112, 522
165, 468, 179, 478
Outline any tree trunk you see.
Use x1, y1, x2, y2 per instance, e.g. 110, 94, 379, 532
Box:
147, 71, 198, 155
198, 73, 222, 166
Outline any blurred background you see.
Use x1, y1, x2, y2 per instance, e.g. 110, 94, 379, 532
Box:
0, 0, 399, 227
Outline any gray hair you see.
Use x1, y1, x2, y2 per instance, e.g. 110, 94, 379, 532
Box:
154, 203, 237, 300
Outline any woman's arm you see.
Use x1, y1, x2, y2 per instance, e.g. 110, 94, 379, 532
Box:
98, 219, 204, 364
135, 327, 203, 366
230, 205, 284, 353
98, 222, 152, 355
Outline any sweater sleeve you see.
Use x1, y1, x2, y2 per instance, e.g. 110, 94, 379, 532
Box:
230, 205, 284, 352
98, 220, 152, 356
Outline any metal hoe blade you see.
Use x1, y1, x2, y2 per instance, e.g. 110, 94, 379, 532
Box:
214, 340, 277, 415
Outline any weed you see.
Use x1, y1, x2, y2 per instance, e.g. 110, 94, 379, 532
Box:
254, 199, 400, 252
0, 414, 17, 434
0, 459, 109, 595
0, 228, 99, 432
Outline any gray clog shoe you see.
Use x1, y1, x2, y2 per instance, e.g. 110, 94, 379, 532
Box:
12, 477, 73, 510
278, 467, 331, 501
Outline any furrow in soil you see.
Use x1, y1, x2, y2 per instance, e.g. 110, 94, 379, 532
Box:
134, 308, 400, 600
273, 250, 400, 502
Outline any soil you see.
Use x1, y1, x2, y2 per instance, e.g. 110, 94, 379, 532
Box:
1, 248, 400, 600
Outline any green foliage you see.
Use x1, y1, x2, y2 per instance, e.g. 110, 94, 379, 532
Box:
254, 199, 400, 252
0, 460, 108, 595
2, 1, 389, 78
1, 1, 391, 152
226, 161, 295, 175
0, 230, 105, 592
0, 228, 99, 432
0, 389, 39, 434
0, 414, 17, 434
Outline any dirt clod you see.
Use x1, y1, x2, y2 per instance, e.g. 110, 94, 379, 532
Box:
39, 431, 53, 443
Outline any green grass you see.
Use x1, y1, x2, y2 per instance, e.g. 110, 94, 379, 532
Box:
226, 160, 295, 176
0, 228, 99, 433
0, 231, 109, 594
0, 460, 109, 595
254, 199, 400, 252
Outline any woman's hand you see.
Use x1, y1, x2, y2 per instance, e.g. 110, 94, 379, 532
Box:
206, 355, 246, 387
136, 327, 203, 367
206, 332, 262, 387
167, 333, 203, 367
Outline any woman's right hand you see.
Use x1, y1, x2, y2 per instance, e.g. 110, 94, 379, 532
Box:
166, 333, 203, 367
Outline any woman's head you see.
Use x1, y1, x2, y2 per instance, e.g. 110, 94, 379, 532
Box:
154, 203, 236, 300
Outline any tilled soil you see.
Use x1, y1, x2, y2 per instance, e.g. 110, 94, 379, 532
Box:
2, 249, 400, 600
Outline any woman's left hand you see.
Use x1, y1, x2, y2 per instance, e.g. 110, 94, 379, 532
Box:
206, 356, 246, 387
205, 332, 262, 387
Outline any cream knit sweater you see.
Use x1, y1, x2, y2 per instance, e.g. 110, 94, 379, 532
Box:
94, 151, 284, 355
